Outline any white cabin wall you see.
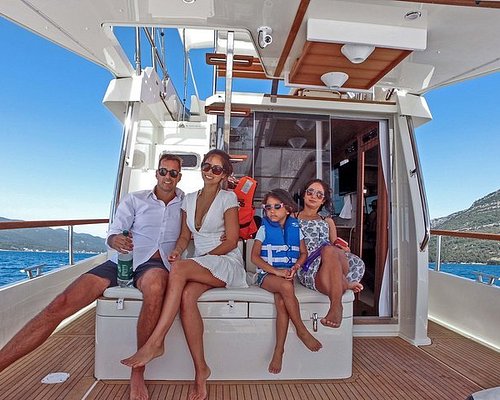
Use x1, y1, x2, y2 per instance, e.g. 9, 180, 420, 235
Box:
393, 115, 431, 346
126, 121, 210, 196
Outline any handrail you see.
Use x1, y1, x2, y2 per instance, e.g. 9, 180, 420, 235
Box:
0, 219, 108, 269
0, 219, 108, 230
406, 116, 431, 251
430, 229, 500, 241
430, 228, 499, 271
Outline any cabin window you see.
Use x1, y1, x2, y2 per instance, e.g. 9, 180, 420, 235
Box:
171, 153, 199, 169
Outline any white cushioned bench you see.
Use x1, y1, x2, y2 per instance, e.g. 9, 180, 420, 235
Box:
95, 240, 354, 380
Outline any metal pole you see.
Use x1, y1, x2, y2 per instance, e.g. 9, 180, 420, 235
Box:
315, 120, 322, 180
223, 31, 235, 151
68, 225, 74, 265
150, 27, 156, 72
212, 30, 218, 95
135, 27, 141, 75
110, 102, 135, 221
182, 28, 188, 123
435, 235, 442, 271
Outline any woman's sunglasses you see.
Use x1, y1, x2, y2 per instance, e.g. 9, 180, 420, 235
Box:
158, 168, 180, 178
201, 162, 224, 175
262, 203, 284, 211
305, 188, 325, 199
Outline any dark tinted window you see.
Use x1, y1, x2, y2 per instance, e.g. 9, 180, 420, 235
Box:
175, 153, 199, 168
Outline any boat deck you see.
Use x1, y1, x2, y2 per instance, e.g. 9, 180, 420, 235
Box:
0, 309, 499, 400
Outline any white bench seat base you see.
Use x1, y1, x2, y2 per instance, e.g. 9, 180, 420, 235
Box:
95, 285, 354, 380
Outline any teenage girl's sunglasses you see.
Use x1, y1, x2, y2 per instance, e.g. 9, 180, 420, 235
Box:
305, 188, 325, 199
201, 162, 225, 175
262, 203, 284, 211
158, 168, 180, 178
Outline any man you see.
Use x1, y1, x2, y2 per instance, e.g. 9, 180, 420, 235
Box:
0, 153, 184, 400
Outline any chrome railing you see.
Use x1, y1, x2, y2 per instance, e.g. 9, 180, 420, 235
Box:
0, 219, 108, 272
407, 116, 431, 251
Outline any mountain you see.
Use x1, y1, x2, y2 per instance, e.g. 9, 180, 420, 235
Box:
429, 189, 500, 264
0, 217, 106, 253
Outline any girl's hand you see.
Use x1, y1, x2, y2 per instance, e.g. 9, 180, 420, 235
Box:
285, 269, 295, 280
168, 249, 181, 262
289, 263, 301, 277
274, 268, 289, 279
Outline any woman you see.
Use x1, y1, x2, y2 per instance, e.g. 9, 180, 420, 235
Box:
122, 149, 247, 400
296, 179, 363, 329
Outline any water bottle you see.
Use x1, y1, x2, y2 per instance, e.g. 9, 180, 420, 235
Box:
117, 230, 133, 287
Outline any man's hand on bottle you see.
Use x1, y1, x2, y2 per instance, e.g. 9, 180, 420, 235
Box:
110, 232, 133, 253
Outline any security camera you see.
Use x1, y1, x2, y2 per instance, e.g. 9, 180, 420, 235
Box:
258, 26, 273, 48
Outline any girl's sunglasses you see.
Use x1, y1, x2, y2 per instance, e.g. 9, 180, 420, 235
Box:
305, 188, 325, 199
201, 162, 224, 175
262, 203, 284, 211
158, 168, 180, 178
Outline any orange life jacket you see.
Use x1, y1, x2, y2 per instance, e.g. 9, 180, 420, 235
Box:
233, 176, 258, 239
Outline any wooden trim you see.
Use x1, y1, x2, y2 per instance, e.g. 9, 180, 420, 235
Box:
431, 229, 500, 241
395, 0, 500, 8
0, 219, 109, 230
206, 53, 254, 67
365, 50, 411, 89
205, 104, 251, 116
263, 93, 396, 105
274, 0, 310, 78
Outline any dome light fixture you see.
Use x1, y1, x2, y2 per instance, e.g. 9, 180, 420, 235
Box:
320, 71, 349, 88
341, 43, 375, 64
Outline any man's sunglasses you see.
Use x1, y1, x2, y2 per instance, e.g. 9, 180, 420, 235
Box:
158, 168, 180, 178
201, 162, 225, 175
262, 203, 284, 211
305, 188, 325, 199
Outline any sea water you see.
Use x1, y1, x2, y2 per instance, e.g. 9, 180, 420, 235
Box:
0, 250, 499, 288
428, 262, 500, 287
0, 250, 99, 287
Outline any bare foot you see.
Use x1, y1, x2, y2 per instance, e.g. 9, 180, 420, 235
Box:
121, 343, 164, 368
130, 368, 149, 400
297, 329, 322, 351
188, 366, 211, 400
321, 302, 343, 328
348, 281, 364, 293
268, 349, 284, 374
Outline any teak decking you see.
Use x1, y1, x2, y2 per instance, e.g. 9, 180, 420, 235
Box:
0, 309, 499, 400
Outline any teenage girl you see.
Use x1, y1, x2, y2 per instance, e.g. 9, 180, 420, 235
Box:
296, 179, 364, 329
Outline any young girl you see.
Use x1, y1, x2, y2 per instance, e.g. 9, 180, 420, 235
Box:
296, 179, 364, 329
251, 188, 322, 374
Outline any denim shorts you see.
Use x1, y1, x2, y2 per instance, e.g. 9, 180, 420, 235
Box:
254, 267, 291, 287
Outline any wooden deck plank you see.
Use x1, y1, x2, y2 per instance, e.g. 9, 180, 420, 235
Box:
1, 311, 499, 400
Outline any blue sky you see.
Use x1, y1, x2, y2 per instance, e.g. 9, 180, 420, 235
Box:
0, 18, 498, 237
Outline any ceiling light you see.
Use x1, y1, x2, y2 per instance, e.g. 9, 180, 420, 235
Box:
183, 0, 196, 3
288, 137, 307, 149
341, 43, 375, 64
296, 120, 316, 132
320, 71, 349, 88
